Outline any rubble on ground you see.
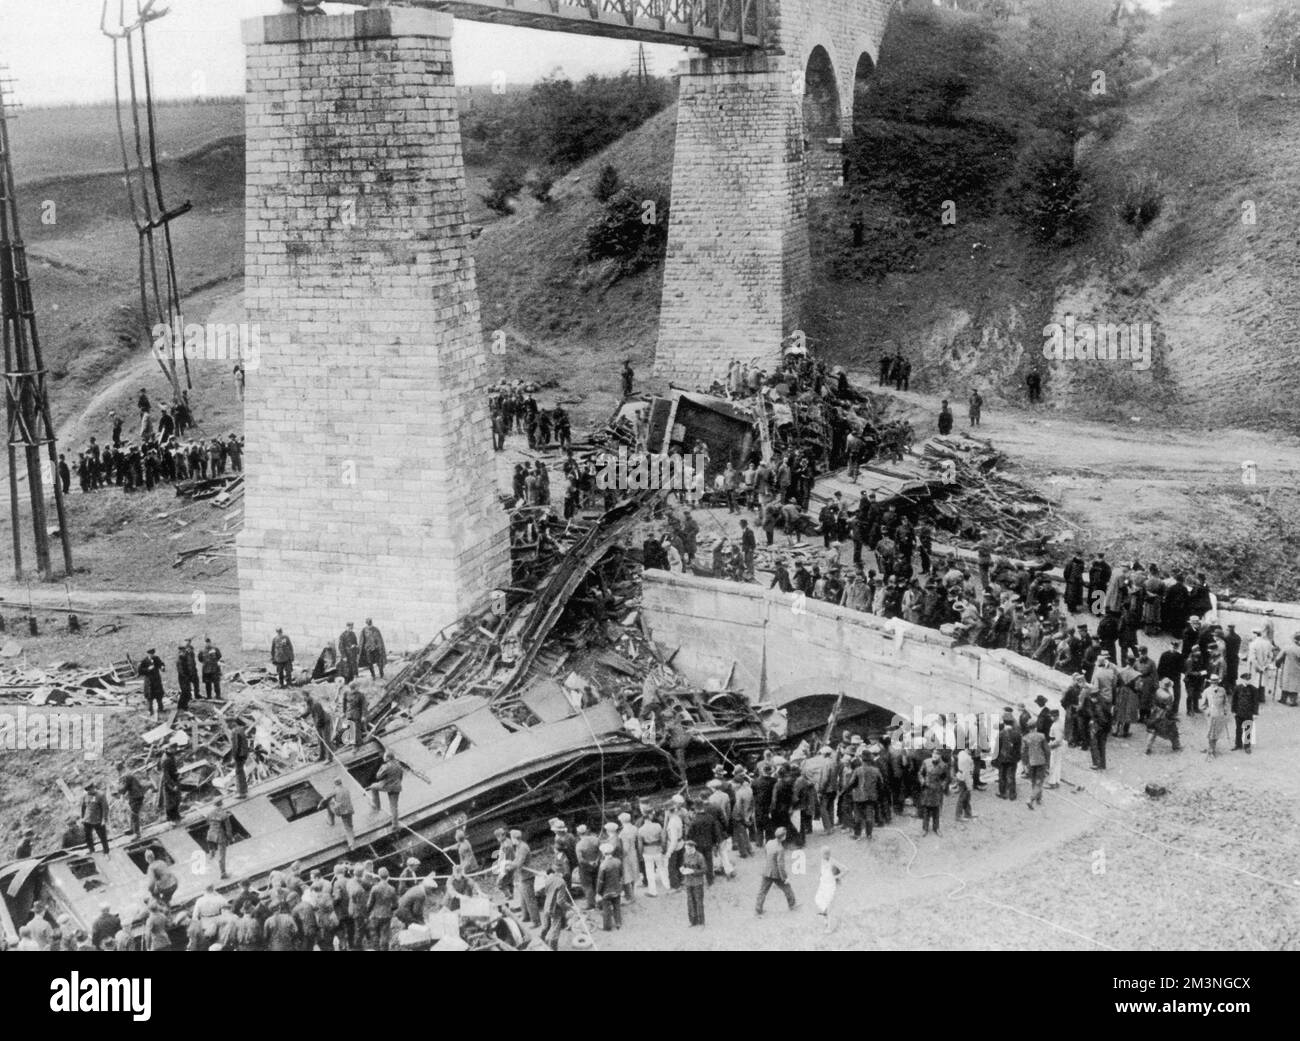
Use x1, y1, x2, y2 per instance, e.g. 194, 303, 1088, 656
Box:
0, 658, 140, 707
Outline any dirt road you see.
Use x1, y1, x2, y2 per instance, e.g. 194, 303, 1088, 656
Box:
862, 381, 1300, 600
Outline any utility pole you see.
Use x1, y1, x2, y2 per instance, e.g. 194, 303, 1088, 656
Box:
0, 73, 75, 580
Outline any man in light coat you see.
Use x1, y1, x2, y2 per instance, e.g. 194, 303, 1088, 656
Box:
1245, 628, 1275, 705
1023, 727, 1049, 809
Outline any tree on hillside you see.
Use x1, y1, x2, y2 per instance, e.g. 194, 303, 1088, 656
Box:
584, 185, 670, 275
1155, 0, 1239, 65
481, 166, 525, 215
518, 72, 672, 171
1022, 0, 1129, 109
1011, 130, 1094, 244
593, 163, 621, 202
1263, 1, 1300, 83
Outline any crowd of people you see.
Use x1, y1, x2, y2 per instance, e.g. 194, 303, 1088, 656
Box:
489, 380, 572, 453
7, 715, 1067, 950
73, 387, 243, 493
643, 472, 1298, 769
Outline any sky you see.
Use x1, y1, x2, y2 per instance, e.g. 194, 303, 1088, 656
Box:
0, 0, 691, 107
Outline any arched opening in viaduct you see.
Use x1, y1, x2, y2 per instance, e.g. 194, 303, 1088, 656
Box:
843, 51, 878, 246
777, 692, 902, 744
851, 51, 877, 140
802, 45, 843, 198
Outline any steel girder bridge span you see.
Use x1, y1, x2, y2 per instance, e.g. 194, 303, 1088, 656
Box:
330, 0, 767, 53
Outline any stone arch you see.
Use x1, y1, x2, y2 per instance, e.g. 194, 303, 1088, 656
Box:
851, 50, 878, 138
802, 44, 843, 197
846, 49, 879, 192
767, 674, 910, 740
776, 692, 903, 743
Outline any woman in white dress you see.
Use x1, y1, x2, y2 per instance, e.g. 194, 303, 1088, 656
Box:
813, 847, 847, 934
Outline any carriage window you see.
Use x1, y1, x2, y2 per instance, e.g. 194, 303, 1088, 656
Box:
125, 841, 172, 873
186, 815, 251, 848
269, 780, 326, 822
419, 727, 470, 759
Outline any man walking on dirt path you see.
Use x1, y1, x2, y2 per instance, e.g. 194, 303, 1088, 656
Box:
755, 827, 797, 916
968, 389, 983, 427
1022, 728, 1048, 810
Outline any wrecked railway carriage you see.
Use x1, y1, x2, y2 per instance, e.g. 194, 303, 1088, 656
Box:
0, 492, 769, 947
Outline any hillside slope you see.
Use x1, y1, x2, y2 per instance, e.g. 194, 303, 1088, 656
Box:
802, 8, 1300, 433
477, 104, 677, 417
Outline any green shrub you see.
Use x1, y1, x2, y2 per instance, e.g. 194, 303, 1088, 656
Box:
1119, 168, 1162, 230
584, 185, 669, 274
1010, 131, 1093, 244
481, 166, 524, 215
593, 163, 621, 203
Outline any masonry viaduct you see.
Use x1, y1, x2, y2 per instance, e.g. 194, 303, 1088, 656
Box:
236, 0, 892, 652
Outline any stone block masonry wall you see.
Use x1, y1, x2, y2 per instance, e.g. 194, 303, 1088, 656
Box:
237, 8, 508, 654
652, 0, 894, 389
654, 55, 810, 389
641, 572, 1070, 718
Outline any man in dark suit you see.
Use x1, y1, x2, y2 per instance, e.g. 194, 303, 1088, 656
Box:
138, 648, 166, 719
199, 637, 223, 700
79, 783, 110, 855
993, 718, 1022, 801
848, 755, 882, 840
1087, 553, 1112, 613
176, 641, 198, 711
338, 622, 360, 683
1222, 624, 1243, 692
752, 763, 775, 842
1163, 573, 1191, 638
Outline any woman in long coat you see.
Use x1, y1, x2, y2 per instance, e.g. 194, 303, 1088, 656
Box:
1144, 679, 1181, 754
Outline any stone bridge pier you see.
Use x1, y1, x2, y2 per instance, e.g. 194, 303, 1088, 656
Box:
236, 7, 509, 654
654, 0, 893, 388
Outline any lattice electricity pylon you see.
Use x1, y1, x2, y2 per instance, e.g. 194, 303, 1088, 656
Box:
0, 78, 75, 580
101, 0, 191, 398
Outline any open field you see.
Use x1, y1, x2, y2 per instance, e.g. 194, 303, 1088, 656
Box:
8, 100, 245, 186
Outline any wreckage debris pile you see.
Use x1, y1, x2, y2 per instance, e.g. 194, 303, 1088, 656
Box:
166, 474, 244, 573
0, 656, 140, 707
920, 435, 1071, 552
